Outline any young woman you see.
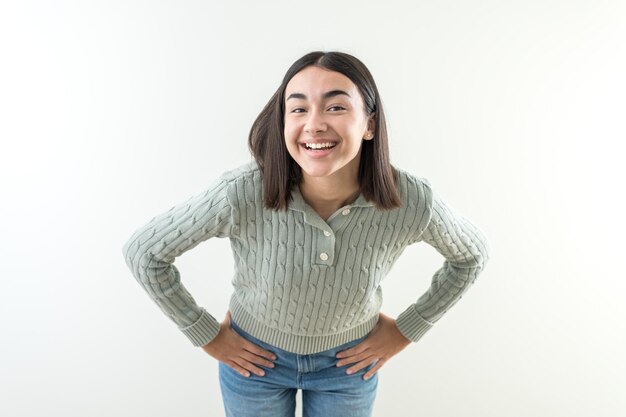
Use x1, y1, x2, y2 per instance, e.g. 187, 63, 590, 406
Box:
122, 51, 491, 417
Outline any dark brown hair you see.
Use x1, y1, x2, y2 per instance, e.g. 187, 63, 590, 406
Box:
248, 51, 401, 211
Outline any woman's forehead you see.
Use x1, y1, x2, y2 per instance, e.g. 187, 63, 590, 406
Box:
285, 66, 358, 99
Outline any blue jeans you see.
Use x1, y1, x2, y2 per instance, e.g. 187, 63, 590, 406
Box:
219, 319, 378, 417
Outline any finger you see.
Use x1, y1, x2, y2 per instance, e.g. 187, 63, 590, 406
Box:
363, 359, 384, 381
336, 349, 372, 367
227, 361, 252, 378
225, 326, 277, 361
336, 341, 369, 359
242, 339, 277, 361
346, 356, 378, 375
240, 350, 275, 369
233, 358, 266, 377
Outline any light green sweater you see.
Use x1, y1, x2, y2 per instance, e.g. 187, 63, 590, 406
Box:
122, 160, 491, 354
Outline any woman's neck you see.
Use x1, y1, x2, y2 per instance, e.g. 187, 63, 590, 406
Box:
299, 173, 361, 220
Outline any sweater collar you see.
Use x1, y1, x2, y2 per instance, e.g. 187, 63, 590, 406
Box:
288, 185, 374, 213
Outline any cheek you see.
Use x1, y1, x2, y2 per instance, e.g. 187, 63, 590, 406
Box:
284, 121, 300, 142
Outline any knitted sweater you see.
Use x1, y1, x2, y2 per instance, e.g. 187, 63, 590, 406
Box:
122, 160, 491, 354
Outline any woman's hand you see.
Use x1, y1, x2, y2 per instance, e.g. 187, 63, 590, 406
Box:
202, 310, 277, 378
335, 312, 412, 380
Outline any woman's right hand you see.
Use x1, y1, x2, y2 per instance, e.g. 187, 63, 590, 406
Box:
201, 310, 276, 377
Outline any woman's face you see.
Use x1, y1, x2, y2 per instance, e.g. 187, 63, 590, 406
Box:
283, 66, 374, 182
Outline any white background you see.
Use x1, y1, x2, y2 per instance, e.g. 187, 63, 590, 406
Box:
1, 1, 625, 416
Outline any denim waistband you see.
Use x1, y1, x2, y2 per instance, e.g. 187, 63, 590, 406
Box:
230, 316, 369, 356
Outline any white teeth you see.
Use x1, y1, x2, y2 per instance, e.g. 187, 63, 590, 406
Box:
305, 142, 335, 150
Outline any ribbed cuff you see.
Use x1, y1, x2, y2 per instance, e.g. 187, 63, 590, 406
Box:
180, 308, 221, 347
395, 305, 434, 342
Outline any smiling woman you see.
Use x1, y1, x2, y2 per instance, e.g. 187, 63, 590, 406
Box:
283, 66, 375, 217
248, 51, 401, 214
122, 51, 491, 417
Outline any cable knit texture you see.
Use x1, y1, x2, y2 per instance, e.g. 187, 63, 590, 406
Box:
122, 160, 491, 354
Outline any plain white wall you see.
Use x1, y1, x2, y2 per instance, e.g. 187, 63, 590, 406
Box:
1, 1, 625, 416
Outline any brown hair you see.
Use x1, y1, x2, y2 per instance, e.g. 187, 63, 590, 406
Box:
248, 51, 401, 211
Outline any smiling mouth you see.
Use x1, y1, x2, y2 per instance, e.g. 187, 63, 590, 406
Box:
302, 142, 337, 151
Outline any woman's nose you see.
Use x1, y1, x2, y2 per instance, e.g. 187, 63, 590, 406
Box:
304, 111, 327, 134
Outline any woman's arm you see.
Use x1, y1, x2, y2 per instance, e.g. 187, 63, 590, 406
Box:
335, 179, 491, 379
121, 174, 236, 347
395, 182, 492, 342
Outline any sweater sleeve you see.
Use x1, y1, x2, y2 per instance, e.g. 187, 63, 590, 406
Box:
395, 180, 491, 343
121, 175, 237, 347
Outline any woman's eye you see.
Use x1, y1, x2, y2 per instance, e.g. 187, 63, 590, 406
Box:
328, 105, 346, 112
291, 108, 306, 113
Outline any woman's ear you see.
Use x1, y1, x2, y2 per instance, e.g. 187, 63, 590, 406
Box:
364, 114, 376, 140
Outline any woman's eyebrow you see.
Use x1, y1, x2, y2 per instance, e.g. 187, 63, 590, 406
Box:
286, 90, 352, 101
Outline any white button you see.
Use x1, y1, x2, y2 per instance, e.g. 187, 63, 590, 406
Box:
342, 209, 351, 216
323, 230, 331, 237
319, 252, 329, 261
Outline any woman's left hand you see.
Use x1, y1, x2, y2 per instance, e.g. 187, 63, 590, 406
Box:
335, 312, 412, 380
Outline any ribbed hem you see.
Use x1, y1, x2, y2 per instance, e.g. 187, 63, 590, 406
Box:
229, 294, 380, 355
180, 308, 221, 347
395, 304, 434, 342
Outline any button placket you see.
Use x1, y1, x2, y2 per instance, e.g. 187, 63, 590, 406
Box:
314, 226, 335, 266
